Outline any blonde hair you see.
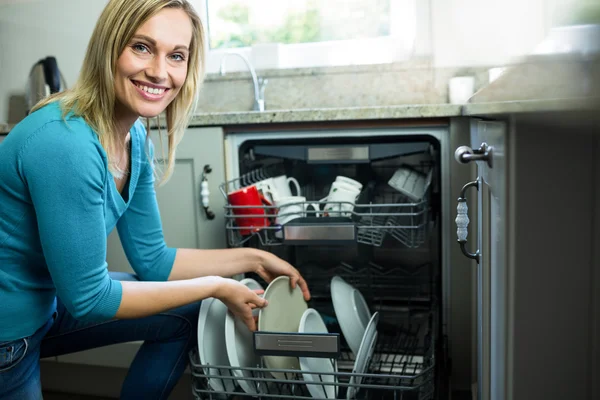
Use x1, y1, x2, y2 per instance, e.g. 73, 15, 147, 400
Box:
32, 0, 205, 184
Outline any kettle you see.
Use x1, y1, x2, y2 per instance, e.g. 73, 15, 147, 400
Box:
26, 56, 64, 114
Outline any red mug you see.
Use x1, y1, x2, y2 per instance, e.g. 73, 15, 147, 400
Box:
227, 185, 272, 235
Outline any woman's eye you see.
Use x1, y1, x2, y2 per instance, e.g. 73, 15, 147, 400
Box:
170, 53, 186, 62
132, 43, 149, 53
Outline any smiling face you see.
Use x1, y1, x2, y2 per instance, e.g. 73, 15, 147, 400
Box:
114, 7, 193, 124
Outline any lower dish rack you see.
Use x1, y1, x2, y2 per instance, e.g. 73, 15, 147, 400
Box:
189, 310, 436, 400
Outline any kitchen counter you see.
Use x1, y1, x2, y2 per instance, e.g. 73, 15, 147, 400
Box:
462, 96, 600, 117
0, 104, 462, 134
1, 98, 596, 134
188, 104, 463, 127
0, 104, 460, 134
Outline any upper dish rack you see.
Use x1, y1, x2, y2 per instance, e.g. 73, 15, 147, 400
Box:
220, 163, 433, 249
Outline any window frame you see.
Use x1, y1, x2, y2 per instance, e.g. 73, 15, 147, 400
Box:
194, 0, 420, 74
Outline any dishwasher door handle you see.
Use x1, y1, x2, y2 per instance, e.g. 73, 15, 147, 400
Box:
455, 177, 480, 263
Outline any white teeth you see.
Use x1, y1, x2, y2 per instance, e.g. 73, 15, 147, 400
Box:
135, 82, 165, 95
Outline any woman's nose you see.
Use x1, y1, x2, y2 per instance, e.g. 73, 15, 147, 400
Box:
146, 56, 168, 82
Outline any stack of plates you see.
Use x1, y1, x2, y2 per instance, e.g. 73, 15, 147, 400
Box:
197, 274, 380, 399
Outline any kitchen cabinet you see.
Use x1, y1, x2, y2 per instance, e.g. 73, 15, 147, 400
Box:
460, 112, 599, 400
55, 127, 227, 369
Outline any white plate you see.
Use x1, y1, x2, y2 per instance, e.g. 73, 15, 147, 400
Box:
258, 276, 308, 379
347, 312, 379, 400
198, 297, 236, 393
224, 278, 264, 395
298, 308, 338, 399
330, 276, 371, 355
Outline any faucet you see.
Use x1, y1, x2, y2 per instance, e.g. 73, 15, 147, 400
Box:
219, 52, 268, 112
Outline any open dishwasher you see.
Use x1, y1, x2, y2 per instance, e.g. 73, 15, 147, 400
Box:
190, 126, 451, 400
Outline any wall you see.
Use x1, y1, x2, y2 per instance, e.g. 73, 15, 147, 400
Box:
430, 0, 549, 68
0, 0, 108, 123
195, 60, 491, 113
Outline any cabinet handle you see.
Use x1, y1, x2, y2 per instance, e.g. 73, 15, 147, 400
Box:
455, 177, 480, 263
455, 143, 493, 167
201, 165, 215, 220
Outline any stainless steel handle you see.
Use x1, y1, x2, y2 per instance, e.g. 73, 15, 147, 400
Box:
456, 177, 480, 263
455, 143, 493, 167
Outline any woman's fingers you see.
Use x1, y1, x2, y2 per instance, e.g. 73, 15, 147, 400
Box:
296, 276, 311, 301
241, 310, 257, 331
288, 271, 311, 301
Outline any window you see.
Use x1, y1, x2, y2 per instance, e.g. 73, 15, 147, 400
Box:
194, 0, 419, 73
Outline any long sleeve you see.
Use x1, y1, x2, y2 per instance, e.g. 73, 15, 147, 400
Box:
20, 121, 122, 321
116, 135, 176, 282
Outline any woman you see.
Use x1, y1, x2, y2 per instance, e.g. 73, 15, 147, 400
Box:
0, 1, 310, 399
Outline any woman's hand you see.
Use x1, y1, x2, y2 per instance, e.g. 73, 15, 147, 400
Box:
213, 277, 267, 331
254, 251, 311, 301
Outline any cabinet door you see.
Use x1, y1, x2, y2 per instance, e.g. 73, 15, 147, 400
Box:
471, 120, 506, 400
106, 126, 228, 275
456, 119, 506, 400
57, 127, 227, 368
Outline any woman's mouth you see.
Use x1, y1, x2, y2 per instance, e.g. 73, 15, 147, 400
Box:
131, 80, 169, 101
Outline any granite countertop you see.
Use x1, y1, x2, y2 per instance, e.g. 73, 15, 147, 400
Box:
0, 104, 460, 134
1, 98, 596, 135
462, 96, 600, 116
188, 104, 462, 126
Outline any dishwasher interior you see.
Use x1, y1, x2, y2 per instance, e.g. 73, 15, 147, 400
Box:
190, 131, 448, 399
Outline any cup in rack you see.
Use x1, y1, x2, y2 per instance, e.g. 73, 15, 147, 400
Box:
255, 175, 301, 203
322, 181, 361, 217
333, 176, 363, 191
227, 185, 272, 236
275, 196, 321, 224
274, 196, 320, 238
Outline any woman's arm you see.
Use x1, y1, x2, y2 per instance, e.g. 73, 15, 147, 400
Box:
169, 247, 311, 301
116, 276, 267, 331
168, 247, 263, 280
118, 128, 310, 301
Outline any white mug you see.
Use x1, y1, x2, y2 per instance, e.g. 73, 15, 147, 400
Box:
322, 182, 360, 217
255, 175, 301, 203
334, 176, 362, 191
275, 196, 321, 224
254, 178, 276, 202
274, 196, 320, 238
271, 175, 301, 200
